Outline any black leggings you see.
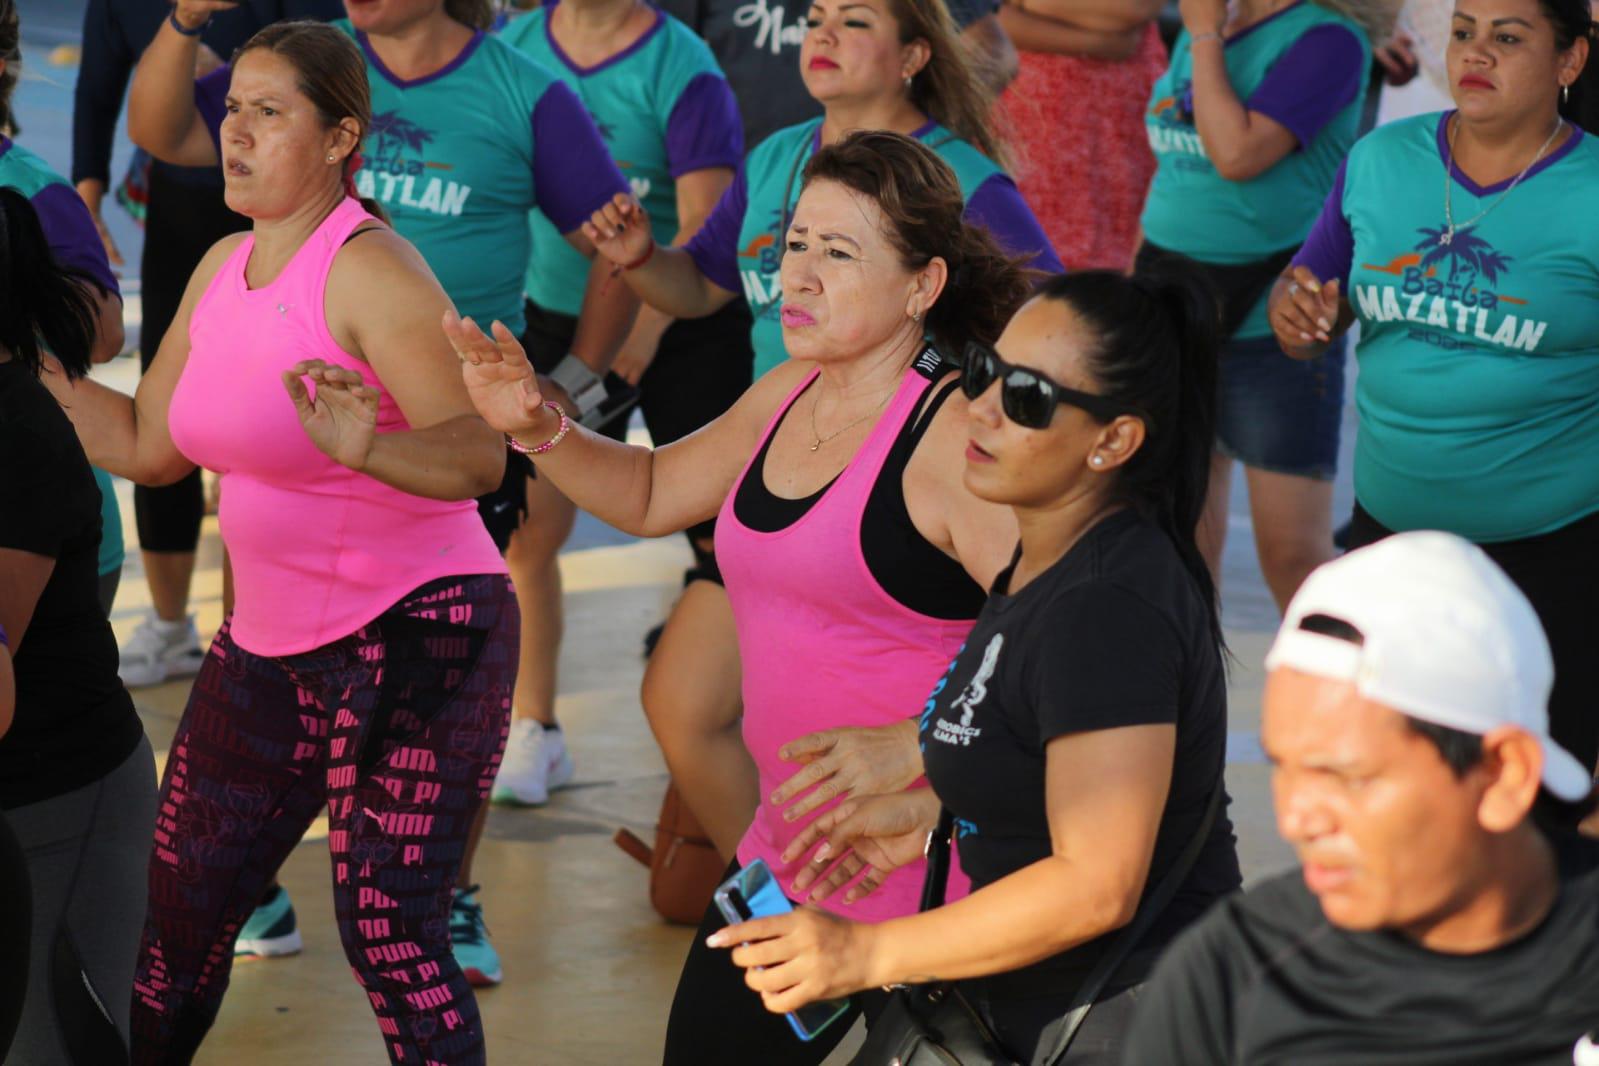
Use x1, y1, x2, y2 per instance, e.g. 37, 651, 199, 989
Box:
130, 575, 516, 1065
0, 810, 29, 1062
1348, 504, 1599, 770
663, 862, 886, 1064
133, 168, 247, 553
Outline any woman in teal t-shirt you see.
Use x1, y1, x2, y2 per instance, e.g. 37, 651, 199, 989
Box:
1270, 0, 1599, 772
1138, 0, 1383, 614
494, 0, 749, 831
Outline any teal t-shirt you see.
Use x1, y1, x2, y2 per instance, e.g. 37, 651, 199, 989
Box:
500, 7, 741, 316
0, 138, 125, 577
336, 21, 626, 334
1142, 2, 1370, 337
733, 119, 1004, 375
1304, 114, 1599, 541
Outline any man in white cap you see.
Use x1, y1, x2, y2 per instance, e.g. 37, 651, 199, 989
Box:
1124, 531, 1599, 1065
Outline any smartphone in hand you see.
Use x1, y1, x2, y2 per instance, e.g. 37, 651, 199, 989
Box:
713, 859, 852, 1042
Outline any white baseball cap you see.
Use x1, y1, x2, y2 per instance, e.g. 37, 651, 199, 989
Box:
1265, 530, 1592, 802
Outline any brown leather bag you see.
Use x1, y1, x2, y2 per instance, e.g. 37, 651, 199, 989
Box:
614, 782, 726, 925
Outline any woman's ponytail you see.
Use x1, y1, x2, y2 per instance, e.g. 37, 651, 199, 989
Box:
1034, 268, 1224, 650
0, 188, 100, 380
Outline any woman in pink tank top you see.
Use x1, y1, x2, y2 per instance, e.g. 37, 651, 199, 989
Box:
45, 25, 512, 1066
447, 131, 1033, 1063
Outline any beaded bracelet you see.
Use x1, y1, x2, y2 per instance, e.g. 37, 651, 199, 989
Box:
169, 10, 209, 36
508, 402, 571, 457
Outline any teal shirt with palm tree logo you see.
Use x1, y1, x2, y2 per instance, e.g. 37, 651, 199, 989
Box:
1295, 113, 1599, 541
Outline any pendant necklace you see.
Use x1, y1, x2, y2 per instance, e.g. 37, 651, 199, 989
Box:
810, 384, 894, 451
1440, 114, 1563, 246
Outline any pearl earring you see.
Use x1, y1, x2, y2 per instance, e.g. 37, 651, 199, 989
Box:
327, 154, 335, 163
1090, 455, 1104, 467
1563, 83, 1571, 105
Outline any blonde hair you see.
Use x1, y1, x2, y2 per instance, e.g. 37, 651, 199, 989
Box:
1312, 0, 1400, 44
889, 0, 1010, 167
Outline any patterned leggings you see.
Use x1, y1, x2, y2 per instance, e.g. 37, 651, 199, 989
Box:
130, 575, 517, 1066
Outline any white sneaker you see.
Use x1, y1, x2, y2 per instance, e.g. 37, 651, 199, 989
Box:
491, 720, 575, 806
118, 613, 206, 688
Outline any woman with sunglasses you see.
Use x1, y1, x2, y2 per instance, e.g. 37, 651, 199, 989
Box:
712, 270, 1243, 1064
450, 131, 1029, 1064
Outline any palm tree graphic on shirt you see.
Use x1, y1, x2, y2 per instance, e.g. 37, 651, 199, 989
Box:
1414, 225, 1513, 294
370, 111, 435, 162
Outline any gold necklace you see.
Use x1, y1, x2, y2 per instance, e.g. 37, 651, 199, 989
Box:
809, 384, 895, 452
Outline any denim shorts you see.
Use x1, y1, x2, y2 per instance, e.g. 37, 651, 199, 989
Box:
1215, 333, 1345, 481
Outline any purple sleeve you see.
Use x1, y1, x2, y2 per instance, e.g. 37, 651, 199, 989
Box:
1290, 159, 1353, 288
32, 184, 120, 297
1245, 26, 1366, 148
532, 80, 630, 234
664, 73, 744, 178
196, 65, 230, 154
964, 174, 1064, 275
683, 164, 748, 294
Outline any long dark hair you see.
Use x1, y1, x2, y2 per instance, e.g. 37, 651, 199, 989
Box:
0, 0, 20, 136
0, 189, 99, 380
1538, 0, 1599, 132
802, 131, 1031, 355
1035, 269, 1224, 649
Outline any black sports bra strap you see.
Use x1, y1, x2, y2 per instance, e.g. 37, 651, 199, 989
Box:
905, 378, 962, 451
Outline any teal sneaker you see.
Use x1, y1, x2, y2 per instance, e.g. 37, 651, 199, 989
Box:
235, 884, 303, 959
450, 885, 502, 987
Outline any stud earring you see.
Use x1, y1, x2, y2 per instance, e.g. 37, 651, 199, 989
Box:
327, 154, 336, 163
1090, 455, 1104, 467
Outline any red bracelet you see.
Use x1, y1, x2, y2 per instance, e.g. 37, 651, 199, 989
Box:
621, 240, 656, 272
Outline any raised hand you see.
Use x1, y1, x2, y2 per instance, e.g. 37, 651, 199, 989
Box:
780, 789, 940, 904
283, 359, 379, 472
1270, 265, 1343, 354
442, 310, 556, 441
171, 0, 240, 32
580, 192, 654, 270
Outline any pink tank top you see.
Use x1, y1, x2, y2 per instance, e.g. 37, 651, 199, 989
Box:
169, 198, 506, 657
718, 363, 975, 922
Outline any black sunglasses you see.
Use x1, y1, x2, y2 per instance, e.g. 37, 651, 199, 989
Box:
959, 342, 1150, 431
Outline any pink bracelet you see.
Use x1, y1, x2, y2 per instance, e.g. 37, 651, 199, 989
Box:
509, 402, 571, 456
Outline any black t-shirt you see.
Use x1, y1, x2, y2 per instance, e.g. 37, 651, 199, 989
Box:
919, 510, 1242, 999
656, 0, 998, 148
0, 361, 141, 809
1124, 834, 1599, 1065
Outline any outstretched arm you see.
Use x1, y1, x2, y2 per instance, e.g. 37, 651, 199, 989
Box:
445, 312, 799, 537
